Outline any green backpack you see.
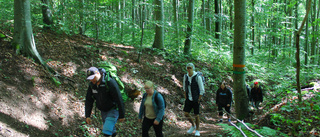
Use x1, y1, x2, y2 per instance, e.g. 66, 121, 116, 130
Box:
97, 61, 129, 102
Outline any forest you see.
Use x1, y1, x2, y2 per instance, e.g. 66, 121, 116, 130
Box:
0, 0, 319, 136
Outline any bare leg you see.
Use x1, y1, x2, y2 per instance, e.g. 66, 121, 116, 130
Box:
195, 115, 200, 130
185, 112, 195, 127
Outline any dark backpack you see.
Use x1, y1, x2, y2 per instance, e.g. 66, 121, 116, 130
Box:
143, 92, 166, 108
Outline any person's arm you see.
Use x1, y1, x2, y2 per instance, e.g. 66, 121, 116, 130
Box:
138, 93, 146, 120
260, 87, 263, 102
183, 75, 186, 98
227, 89, 233, 105
85, 85, 94, 118
155, 92, 165, 123
216, 89, 220, 105
108, 78, 125, 119
197, 75, 205, 101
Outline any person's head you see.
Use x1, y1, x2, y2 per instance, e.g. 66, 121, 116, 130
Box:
186, 63, 195, 74
86, 67, 101, 84
219, 81, 226, 89
254, 81, 259, 88
144, 81, 154, 95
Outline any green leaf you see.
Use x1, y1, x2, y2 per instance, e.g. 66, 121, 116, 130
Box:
51, 77, 61, 87
0, 33, 5, 38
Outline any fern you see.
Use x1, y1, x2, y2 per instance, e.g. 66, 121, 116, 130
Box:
219, 123, 288, 137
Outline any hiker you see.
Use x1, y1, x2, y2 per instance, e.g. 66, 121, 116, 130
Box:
246, 84, 251, 105
183, 63, 205, 136
85, 67, 125, 137
138, 81, 165, 137
216, 81, 233, 122
251, 81, 263, 109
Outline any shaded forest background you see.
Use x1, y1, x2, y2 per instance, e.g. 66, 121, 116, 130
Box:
0, 0, 320, 136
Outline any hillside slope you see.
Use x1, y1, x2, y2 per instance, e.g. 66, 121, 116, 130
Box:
0, 30, 228, 136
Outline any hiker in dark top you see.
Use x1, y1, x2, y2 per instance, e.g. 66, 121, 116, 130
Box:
246, 84, 251, 105
216, 81, 233, 122
85, 67, 125, 137
251, 81, 263, 109
183, 63, 205, 137
138, 81, 165, 137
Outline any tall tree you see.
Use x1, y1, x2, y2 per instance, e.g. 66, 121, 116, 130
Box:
304, 0, 310, 66
41, 0, 53, 29
152, 0, 164, 49
173, 0, 179, 47
295, 0, 311, 134
310, 0, 316, 64
214, 0, 221, 40
250, 0, 255, 55
206, 0, 212, 33
78, 0, 85, 35
233, 0, 248, 120
184, 0, 194, 55
13, 0, 54, 73
132, 0, 136, 45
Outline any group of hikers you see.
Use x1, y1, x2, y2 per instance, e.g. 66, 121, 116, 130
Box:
84, 63, 263, 137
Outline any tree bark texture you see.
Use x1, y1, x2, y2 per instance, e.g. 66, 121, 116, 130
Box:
233, 0, 248, 120
41, 0, 53, 29
152, 0, 164, 49
214, 0, 221, 40
184, 0, 194, 55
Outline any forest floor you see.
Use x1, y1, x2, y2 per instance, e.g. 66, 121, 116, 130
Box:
0, 29, 318, 137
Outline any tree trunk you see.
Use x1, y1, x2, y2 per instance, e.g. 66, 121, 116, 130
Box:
206, 0, 212, 33
233, 0, 248, 120
310, 0, 316, 64
184, 0, 194, 55
173, 0, 179, 47
152, 0, 164, 49
229, 0, 233, 51
14, 0, 54, 73
250, 0, 255, 55
41, 0, 53, 29
132, 0, 136, 45
295, 0, 311, 133
214, 0, 220, 40
138, 0, 147, 63
304, 0, 309, 66
79, 0, 85, 35
202, 0, 206, 29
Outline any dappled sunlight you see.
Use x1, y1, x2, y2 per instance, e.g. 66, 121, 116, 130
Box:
156, 86, 170, 94
0, 121, 28, 137
61, 62, 78, 77
47, 61, 79, 77
0, 85, 49, 130
133, 101, 141, 113
171, 75, 182, 88
107, 43, 134, 49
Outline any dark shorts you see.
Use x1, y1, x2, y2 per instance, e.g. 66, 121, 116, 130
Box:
183, 99, 200, 115
218, 104, 231, 116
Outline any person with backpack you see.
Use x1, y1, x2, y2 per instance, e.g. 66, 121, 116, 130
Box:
216, 81, 233, 122
183, 63, 205, 136
251, 81, 263, 110
246, 84, 252, 105
138, 81, 165, 137
85, 67, 125, 137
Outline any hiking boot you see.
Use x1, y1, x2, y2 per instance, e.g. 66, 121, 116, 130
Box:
187, 126, 195, 134
195, 130, 200, 136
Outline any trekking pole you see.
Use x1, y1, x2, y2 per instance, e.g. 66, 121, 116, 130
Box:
223, 109, 264, 137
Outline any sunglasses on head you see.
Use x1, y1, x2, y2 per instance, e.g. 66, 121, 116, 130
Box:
187, 67, 192, 69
